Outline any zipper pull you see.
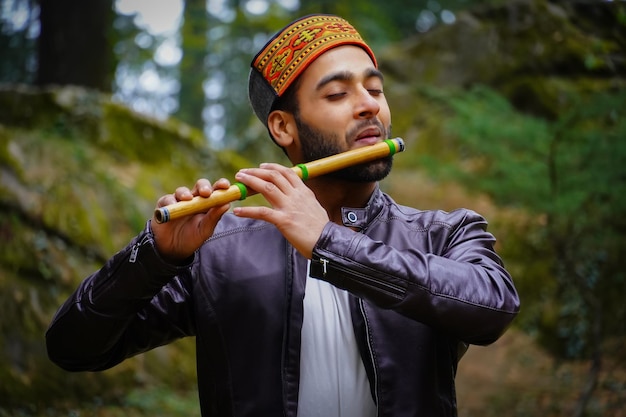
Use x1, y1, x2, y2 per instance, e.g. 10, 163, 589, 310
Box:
129, 242, 140, 263
320, 258, 329, 277
311, 256, 330, 279
130, 233, 152, 264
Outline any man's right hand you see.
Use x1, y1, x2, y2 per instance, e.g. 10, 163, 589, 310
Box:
151, 178, 231, 262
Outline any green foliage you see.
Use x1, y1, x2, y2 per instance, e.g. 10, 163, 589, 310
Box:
0, 384, 200, 417
544, 90, 626, 358
122, 385, 200, 416
419, 84, 626, 359
430, 86, 554, 210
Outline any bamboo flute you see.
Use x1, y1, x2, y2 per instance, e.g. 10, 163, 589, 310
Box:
154, 137, 405, 223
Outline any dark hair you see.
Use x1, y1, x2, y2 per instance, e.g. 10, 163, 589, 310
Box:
271, 75, 302, 117
265, 76, 302, 154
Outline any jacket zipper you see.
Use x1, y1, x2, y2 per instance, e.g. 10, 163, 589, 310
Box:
316, 256, 405, 301
130, 233, 152, 264
359, 298, 380, 416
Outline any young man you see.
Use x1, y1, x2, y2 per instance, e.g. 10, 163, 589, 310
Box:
47, 14, 519, 417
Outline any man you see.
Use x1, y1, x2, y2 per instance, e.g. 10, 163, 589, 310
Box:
46, 14, 519, 417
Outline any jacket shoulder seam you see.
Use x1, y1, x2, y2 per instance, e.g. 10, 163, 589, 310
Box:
208, 222, 274, 241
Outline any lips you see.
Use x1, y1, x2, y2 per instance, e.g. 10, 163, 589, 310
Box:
355, 127, 382, 145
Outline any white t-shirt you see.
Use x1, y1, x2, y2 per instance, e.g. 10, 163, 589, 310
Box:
297, 262, 377, 417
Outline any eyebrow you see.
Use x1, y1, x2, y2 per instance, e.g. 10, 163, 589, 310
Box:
315, 68, 384, 91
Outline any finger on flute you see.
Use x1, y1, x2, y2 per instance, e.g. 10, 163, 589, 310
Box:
154, 138, 405, 223
154, 184, 245, 223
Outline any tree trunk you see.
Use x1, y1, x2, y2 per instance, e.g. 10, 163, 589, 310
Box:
572, 294, 603, 417
36, 0, 113, 91
175, 0, 208, 130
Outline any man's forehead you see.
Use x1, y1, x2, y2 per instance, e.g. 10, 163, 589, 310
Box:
299, 46, 381, 88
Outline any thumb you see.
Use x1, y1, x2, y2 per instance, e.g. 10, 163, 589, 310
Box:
196, 203, 230, 238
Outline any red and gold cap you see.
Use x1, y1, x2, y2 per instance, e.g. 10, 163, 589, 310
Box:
248, 14, 377, 131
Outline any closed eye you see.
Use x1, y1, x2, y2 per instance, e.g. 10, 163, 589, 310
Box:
326, 92, 347, 100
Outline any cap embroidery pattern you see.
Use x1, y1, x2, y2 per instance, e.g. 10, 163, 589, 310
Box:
252, 15, 376, 97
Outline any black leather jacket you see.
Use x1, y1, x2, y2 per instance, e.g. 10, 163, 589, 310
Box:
46, 188, 519, 416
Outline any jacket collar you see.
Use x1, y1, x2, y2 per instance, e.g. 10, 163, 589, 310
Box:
340, 185, 385, 230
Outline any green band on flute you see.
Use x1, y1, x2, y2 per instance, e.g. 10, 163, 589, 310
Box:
234, 182, 248, 200
384, 139, 397, 155
296, 163, 309, 180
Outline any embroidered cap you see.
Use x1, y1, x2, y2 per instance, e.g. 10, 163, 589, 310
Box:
248, 14, 377, 131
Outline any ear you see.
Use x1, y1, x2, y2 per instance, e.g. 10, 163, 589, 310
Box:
267, 110, 297, 148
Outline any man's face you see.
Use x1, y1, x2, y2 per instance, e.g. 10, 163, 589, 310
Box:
295, 114, 393, 182
293, 45, 393, 182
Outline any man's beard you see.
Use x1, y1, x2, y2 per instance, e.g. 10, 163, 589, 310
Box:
296, 116, 393, 183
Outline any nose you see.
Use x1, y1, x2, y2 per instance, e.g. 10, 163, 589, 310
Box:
354, 87, 380, 119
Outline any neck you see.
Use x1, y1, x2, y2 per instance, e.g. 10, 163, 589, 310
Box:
307, 177, 377, 224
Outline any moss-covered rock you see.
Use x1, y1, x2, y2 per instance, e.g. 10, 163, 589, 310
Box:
0, 84, 251, 411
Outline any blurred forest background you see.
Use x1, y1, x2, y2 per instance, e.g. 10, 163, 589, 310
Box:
0, 0, 625, 416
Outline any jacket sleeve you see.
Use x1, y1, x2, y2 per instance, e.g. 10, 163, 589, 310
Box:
310, 209, 520, 345
45, 222, 197, 371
